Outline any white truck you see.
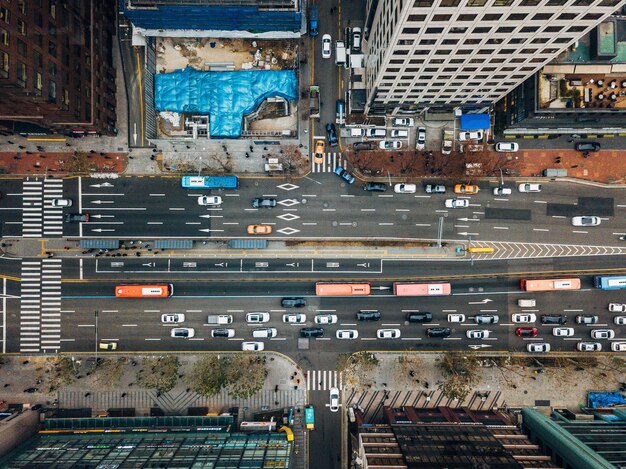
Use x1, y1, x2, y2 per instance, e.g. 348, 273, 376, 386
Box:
206, 315, 233, 325
335, 41, 346, 67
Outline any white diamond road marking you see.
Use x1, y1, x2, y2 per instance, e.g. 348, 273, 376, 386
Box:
276, 183, 300, 191
276, 227, 300, 235
277, 213, 300, 221
278, 199, 300, 207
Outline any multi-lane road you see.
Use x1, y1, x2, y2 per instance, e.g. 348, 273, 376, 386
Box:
1, 176, 625, 244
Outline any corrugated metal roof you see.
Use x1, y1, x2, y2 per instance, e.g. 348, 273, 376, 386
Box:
154, 239, 194, 249
227, 239, 268, 249
79, 240, 120, 249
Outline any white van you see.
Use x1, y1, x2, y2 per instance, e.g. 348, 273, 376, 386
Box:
518, 299, 536, 307
390, 129, 409, 138
335, 41, 346, 67
366, 128, 386, 138
350, 128, 366, 137
252, 328, 277, 338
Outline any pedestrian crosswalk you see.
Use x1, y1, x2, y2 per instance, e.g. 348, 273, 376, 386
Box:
22, 179, 64, 237
306, 370, 343, 391
20, 259, 62, 353
311, 152, 346, 173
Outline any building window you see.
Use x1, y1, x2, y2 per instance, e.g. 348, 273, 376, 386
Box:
426, 27, 444, 34
507, 13, 528, 20
17, 19, 26, 35
0, 28, 8, 46
50, 2, 57, 19
497, 26, 515, 33
34, 71, 43, 95
35, 12, 43, 27
17, 39, 27, 57
473, 27, 491, 33
48, 80, 57, 102
0, 50, 8, 78
17, 62, 27, 87
520, 26, 539, 32
413, 0, 434, 6
34, 33, 43, 47
18, 0, 26, 14
483, 14, 501, 20
458, 14, 477, 21
467, 0, 488, 5
408, 15, 426, 21
0, 7, 9, 24
433, 14, 451, 21
402, 28, 421, 34
544, 26, 563, 33
48, 41, 56, 57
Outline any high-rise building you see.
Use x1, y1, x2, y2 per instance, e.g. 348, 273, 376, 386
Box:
0, 0, 117, 136
363, 0, 626, 115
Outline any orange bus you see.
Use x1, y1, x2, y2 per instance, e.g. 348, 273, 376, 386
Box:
393, 282, 451, 296
520, 278, 580, 292
115, 284, 173, 298
315, 283, 371, 296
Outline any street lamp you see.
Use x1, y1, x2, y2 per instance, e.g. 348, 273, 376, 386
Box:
94, 310, 99, 367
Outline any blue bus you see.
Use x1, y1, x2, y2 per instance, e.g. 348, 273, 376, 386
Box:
305, 406, 314, 430
181, 175, 238, 189
594, 275, 626, 290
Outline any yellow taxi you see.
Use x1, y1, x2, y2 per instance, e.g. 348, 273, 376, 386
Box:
314, 140, 325, 165
454, 184, 479, 194
247, 224, 273, 235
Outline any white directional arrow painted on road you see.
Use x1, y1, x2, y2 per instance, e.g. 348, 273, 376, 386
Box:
90, 182, 114, 188
91, 228, 116, 232
286, 262, 300, 267
199, 214, 223, 218
458, 232, 479, 236
458, 218, 480, 222
357, 263, 370, 268
469, 344, 492, 349
91, 200, 115, 204
468, 299, 493, 304
374, 286, 391, 290
90, 214, 114, 218
142, 263, 155, 267
199, 228, 224, 232
214, 262, 228, 267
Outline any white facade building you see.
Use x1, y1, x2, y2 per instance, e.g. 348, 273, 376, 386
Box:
364, 0, 626, 114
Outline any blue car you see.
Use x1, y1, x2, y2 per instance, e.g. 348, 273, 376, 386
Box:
326, 123, 338, 147
334, 166, 355, 184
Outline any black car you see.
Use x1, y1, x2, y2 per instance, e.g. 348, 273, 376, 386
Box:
252, 198, 277, 208
427, 327, 452, 338
281, 297, 306, 308
575, 141, 600, 152
300, 327, 324, 338
541, 314, 568, 325
356, 310, 381, 321
407, 312, 433, 323
326, 123, 338, 147
65, 213, 89, 223
23, 388, 39, 393
353, 142, 375, 150
363, 182, 388, 192
30, 404, 45, 412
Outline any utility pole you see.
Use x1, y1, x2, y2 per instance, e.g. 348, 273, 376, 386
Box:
437, 216, 444, 248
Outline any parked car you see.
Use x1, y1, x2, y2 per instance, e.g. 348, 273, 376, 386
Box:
614, 316, 626, 325
518, 183, 542, 193
475, 314, 499, 324
211, 328, 235, 338
334, 166, 356, 184
445, 198, 469, 209
161, 313, 185, 324
65, 213, 89, 223
454, 184, 479, 194
541, 314, 567, 325
611, 342, 626, 352
425, 184, 446, 194
326, 123, 338, 147
252, 198, 277, 208
314, 139, 325, 164
99, 342, 118, 350
351, 27, 362, 52
427, 327, 451, 338
458, 131, 483, 141
379, 140, 402, 150
512, 313, 536, 323
198, 196, 222, 206
591, 329, 615, 340
315, 314, 338, 324
377, 329, 401, 339
329, 387, 340, 412
356, 310, 380, 321
575, 141, 600, 152
394, 183, 416, 194
515, 327, 538, 337
171, 328, 195, 338
495, 142, 519, 152
242, 341, 265, 351
300, 327, 324, 338
577, 342, 601, 352
390, 129, 409, 138
51, 198, 73, 207
321, 34, 332, 58
571, 216, 601, 227
336, 329, 359, 339
527, 343, 550, 353
448, 314, 465, 323
416, 127, 426, 150
353, 141, 375, 150
364, 182, 388, 192
608, 303, 626, 313
281, 297, 306, 308
246, 312, 270, 323
576, 315, 598, 324
493, 186, 512, 196
466, 329, 490, 339
283, 313, 306, 324
553, 327, 574, 337
393, 117, 414, 127
247, 224, 272, 235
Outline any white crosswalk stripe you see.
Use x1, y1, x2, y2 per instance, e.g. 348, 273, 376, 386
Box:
306, 370, 343, 391
22, 179, 65, 237
311, 152, 347, 173
20, 259, 62, 353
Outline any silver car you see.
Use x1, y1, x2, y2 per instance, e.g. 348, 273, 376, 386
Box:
475, 314, 499, 324
590, 329, 615, 340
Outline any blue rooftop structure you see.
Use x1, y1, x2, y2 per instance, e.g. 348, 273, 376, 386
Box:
460, 114, 491, 131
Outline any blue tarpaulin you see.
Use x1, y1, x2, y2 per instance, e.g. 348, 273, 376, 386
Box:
460, 114, 490, 131
588, 392, 626, 408
155, 68, 298, 138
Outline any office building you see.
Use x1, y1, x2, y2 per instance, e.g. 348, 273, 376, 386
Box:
363, 0, 626, 115
0, 0, 117, 136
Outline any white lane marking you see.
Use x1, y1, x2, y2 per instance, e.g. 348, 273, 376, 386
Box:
414, 224, 431, 227
533, 228, 549, 232
552, 215, 566, 219
149, 193, 165, 196
169, 208, 186, 211
361, 209, 376, 212
378, 223, 394, 226
534, 200, 547, 204
572, 230, 588, 234
493, 226, 509, 230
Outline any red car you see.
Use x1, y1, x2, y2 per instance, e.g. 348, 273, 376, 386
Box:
515, 327, 538, 337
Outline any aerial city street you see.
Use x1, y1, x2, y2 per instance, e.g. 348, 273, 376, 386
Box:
0, 0, 625, 467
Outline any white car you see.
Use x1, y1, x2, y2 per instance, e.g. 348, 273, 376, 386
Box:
416, 127, 426, 150
283, 313, 306, 324
377, 328, 401, 339
329, 387, 340, 412
51, 198, 73, 207
197, 195, 222, 206
518, 183, 542, 193
336, 329, 359, 339
527, 343, 550, 353
571, 216, 601, 227
493, 187, 512, 196
466, 329, 490, 339
458, 131, 483, 141
315, 314, 338, 325
171, 328, 195, 338
242, 341, 265, 351
211, 328, 235, 338
591, 329, 615, 340
512, 313, 537, 324
393, 117, 414, 127
614, 316, 626, 325
321, 34, 332, 59
611, 342, 626, 352
161, 313, 185, 324
495, 142, 519, 152
394, 183, 416, 194
246, 312, 270, 323
552, 327, 574, 337
577, 342, 601, 352
445, 198, 469, 209
609, 303, 626, 313
448, 314, 465, 323
379, 140, 402, 150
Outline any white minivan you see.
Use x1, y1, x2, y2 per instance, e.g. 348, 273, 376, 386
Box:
366, 128, 386, 138
390, 129, 409, 138
335, 41, 346, 67
253, 328, 277, 338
